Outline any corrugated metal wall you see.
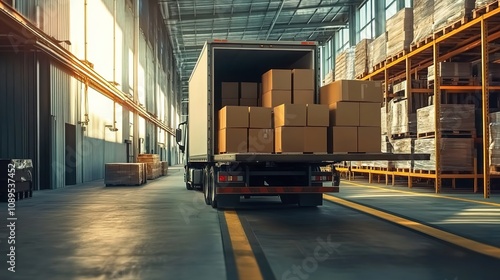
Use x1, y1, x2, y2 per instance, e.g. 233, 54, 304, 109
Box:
5, 0, 183, 190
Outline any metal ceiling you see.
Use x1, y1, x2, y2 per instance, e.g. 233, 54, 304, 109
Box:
158, 0, 363, 96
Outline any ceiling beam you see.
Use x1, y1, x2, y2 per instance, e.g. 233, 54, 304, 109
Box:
164, 2, 355, 23
168, 21, 347, 35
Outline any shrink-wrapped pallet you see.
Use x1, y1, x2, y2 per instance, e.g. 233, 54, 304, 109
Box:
323, 71, 334, 86
386, 8, 413, 58
370, 33, 387, 69
489, 112, 500, 166
355, 39, 372, 78
433, 0, 475, 31
416, 104, 475, 135
137, 154, 162, 180
413, 0, 434, 44
381, 107, 388, 135
414, 138, 474, 172
388, 99, 417, 136
391, 138, 415, 169
476, 0, 497, 8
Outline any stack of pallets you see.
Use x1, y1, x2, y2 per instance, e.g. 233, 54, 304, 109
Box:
104, 163, 146, 186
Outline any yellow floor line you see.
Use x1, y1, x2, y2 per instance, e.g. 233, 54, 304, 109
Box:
224, 211, 263, 280
342, 180, 500, 207
323, 194, 500, 259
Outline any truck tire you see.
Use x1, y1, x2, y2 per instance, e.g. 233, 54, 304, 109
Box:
203, 167, 212, 205
210, 167, 217, 209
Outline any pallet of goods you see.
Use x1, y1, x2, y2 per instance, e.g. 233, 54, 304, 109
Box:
137, 154, 162, 180
433, 0, 475, 32
369, 33, 387, 70
354, 39, 372, 78
412, 0, 434, 45
386, 8, 413, 58
105, 163, 146, 186
416, 104, 476, 137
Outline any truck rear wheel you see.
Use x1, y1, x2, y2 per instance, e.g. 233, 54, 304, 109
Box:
210, 167, 217, 208
203, 167, 212, 205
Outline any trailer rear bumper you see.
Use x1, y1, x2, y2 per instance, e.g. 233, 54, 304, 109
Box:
216, 186, 339, 195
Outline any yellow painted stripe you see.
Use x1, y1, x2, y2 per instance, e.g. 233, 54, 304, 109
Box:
224, 211, 263, 280
342, 180, 500, 207
323, 194, 500, 259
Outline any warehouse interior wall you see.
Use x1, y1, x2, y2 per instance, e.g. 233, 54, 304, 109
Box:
1, 0, 182, 190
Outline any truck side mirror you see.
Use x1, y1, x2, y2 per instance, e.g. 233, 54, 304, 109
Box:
176, 128, 182, 143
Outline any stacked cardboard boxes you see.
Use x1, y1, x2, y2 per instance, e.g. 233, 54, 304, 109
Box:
489, 112, 500, 167
323, 71, 334, 86
262, 69, 292, 108
386, 8, 413, 58
104, 163, 146, 186
292, 69, 315, 105
427, 62, 472, 85
249, 107, 274, 153
476, 0, 497, 8
416, 104, 475, 135
413, 0, 434, 44
354, 39, 372, 78
221, 82, 260, 107
388, 98, 417, 137
320, 80, 383, 153
414, 138, 475, 172
218, 106, 249, 153
137, 154, 162, 180
221, 82, 240, 107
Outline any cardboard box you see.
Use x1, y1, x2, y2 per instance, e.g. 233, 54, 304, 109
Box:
292, 69, 314, 90
293, 89, 315, 105
329, 102, 360, 126
219, 106, 249, 129
262, 69, 292, 92
275, 127, 305, 153
241, 82, 258, 99
358, 127, 382, 152
239, 99, 258, 106
307, 104, 329, 127
219, 128, 248, 153
304, 127, 327, 153
249, 107, 272, 128
359, 103, 382, 127
262, 90, 292, 108
328, 126, 358, 153
320, 80, 383, 104
249, 128, 274, 153
221, 99, 239, 107
274, 104, 307, 127
222, 82, 239, 99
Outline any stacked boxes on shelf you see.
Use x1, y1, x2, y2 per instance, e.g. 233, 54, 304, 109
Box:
354, 39, 372, 78
334, 47, 355, 80
428, 62, 472, 86
413, 0, 434, 44
104, 163, 146, 186
433, 0, 475, 31
369, 33, 387, 70
415, 104, 475, 172
137, 154, 162, 180
386, 8, 413, 58
388, 98, 417, 137
476, 0, 497, 8
320, 80, 383, 153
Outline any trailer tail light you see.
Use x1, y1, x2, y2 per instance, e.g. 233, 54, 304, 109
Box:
218, 175, 244, 182
311, 175, 332, 182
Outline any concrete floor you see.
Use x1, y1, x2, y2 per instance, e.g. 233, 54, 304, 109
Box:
1, 167, 499, 280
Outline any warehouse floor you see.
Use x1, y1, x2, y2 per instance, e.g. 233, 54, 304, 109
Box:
1, 167, 499, 280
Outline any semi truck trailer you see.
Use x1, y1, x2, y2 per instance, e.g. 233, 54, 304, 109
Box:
175, 40, 428, 209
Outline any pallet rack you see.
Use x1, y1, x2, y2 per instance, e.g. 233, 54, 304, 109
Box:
358, 2, 500, 198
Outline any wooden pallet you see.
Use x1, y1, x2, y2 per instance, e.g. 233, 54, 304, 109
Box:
428, 77, 474, 87
355, 72, 368, 79
372, 61, 386, 71
386, 50, 408, 63
473, 0, 500, 18
395, 168, 411, 173
413, 169, 474, 174
410, 36, 434, 52
490, 165, 500, 173
433, 17, 469, 39
417, 130, 475, 139
391, 132, 417, 140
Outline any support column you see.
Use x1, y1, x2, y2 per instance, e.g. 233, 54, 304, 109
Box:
481, 19, 491, 199
433, 42, 442, 193
133, 0, 139, 162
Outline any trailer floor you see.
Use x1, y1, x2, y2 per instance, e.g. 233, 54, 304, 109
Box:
1, 168, 499, 280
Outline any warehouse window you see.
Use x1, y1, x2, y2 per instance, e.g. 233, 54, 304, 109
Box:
358, 0, 375, 42
322, 40, 334, 78
335, 28, 349, 53
385, 0, 398, 19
